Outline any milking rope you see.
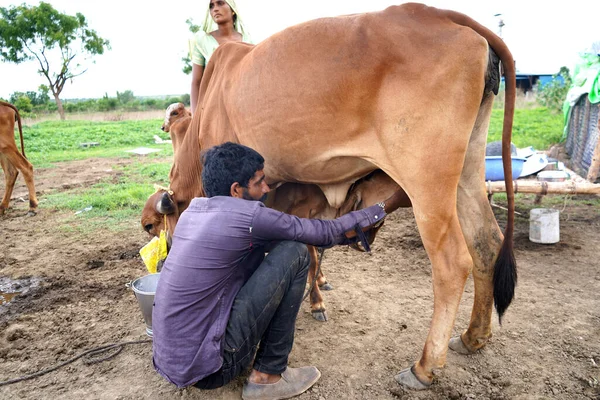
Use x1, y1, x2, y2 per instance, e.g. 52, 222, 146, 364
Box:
0, 338, 152, 387
153, 184, 173, 196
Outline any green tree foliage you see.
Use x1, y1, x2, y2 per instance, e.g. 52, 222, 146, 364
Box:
13, 95, 33, 113
38, 85, 51, 104
536, 67, 573, 113
97, 93, 118, 111
182, 18, 201, 75
117, 90, 136, 104
180, 93, 191, 106
164, 97, 182, 108
9, 85, 50, 106
0, 2, 110, 120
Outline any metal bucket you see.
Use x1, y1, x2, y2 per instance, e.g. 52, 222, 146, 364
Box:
127, 273, 160, 337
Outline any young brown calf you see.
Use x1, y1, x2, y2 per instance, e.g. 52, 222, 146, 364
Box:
265, 171, 407, 321
0, 101, 38, 215
161, 102, 191, 157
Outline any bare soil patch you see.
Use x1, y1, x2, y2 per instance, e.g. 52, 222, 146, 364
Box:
1, 157, 599, 400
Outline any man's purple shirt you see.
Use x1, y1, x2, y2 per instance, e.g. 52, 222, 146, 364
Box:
152, 196, 386, 388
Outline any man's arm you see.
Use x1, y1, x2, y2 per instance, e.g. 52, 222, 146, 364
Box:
251, 204, 386, 248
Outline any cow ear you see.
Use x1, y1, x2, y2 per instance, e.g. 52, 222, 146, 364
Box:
156, 191, 176, 215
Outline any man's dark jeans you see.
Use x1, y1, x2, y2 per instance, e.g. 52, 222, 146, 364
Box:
194, 241, 310, 389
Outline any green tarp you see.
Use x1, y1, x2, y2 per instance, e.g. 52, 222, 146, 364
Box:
563, 53, 600, 138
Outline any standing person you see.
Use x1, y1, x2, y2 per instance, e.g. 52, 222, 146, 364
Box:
152, 142, 403, 399
189, 0, 252, 113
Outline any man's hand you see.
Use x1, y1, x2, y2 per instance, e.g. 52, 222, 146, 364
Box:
344, 218, 384, 239
343, 188, 411, 240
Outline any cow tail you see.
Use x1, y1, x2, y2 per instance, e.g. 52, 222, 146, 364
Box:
441, 9, 518, 322
492, 49, 517, 323
16, 106, 26, 158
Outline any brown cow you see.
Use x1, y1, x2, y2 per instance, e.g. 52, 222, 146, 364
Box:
0, 101, 38, 215
143, 4, 517, 389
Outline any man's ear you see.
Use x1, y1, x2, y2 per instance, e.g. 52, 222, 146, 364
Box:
230, 182, 244, 198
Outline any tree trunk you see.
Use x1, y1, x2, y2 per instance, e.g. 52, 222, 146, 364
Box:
54, 93, 66, 120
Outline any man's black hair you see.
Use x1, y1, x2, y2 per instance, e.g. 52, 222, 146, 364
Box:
201, 142, 265, 197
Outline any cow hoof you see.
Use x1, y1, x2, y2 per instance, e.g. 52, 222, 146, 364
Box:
311, 309, 328, 322
27, 210, 37, 217
448, 335, 473, 355
394, 367, 431, 390
319, 282, 334, 291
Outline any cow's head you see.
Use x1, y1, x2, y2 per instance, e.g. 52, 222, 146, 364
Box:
141, 190, 178, 238
161, 102, 189, 132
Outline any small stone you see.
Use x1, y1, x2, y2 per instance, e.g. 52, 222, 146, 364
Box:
87, 260, 105, 269
5, 325, 27, 341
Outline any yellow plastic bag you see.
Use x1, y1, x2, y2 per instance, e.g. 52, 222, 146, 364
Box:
139, 230, 168, 274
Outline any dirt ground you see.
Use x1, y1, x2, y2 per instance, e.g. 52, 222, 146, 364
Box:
1, 157, 599, 400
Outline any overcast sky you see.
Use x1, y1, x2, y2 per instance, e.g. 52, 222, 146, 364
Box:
0, 0, 598, 100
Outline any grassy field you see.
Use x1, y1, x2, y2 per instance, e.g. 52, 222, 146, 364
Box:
10, 107, 570, 230
13, 118, 173, 230
488, 108, 565, 150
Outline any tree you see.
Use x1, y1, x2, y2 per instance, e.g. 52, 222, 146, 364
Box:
0, 2, 110, 120
9, 85, 50, 106
182, 18, 200, 75
117, 90, 135, 104
536, 67, 573, 113
13, 95, 33, 113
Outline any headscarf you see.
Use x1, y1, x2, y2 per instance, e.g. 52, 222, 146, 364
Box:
189, 0, 252, 66
200, 0, 250, 38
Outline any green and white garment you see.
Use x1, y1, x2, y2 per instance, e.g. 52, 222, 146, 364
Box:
189, 0, 252, 67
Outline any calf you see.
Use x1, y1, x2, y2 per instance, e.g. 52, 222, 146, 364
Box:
0, 101, 38, 215
161, 102, 191, 156
266, 170, 407, 321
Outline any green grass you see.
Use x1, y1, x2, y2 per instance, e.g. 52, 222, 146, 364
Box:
17, 119, 172, 167
38, 160, 173, 232
488, 108, 564, 150
11, 119, 175, 232
6, 108, 572, 233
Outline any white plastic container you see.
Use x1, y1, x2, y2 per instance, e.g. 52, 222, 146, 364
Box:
529, 208, 560, 244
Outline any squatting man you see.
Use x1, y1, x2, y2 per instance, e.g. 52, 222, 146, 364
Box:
152, 142, 404, 399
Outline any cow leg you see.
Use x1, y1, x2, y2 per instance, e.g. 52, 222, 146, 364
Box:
450, 93, 502, 354
306, 245, 327, 322
0, 150, 38, 215
448, 186, 502, 355
0, 154, 19, 214
315, 248, 333, 290
394, 193, 473, 389
317, 269, 333, 291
